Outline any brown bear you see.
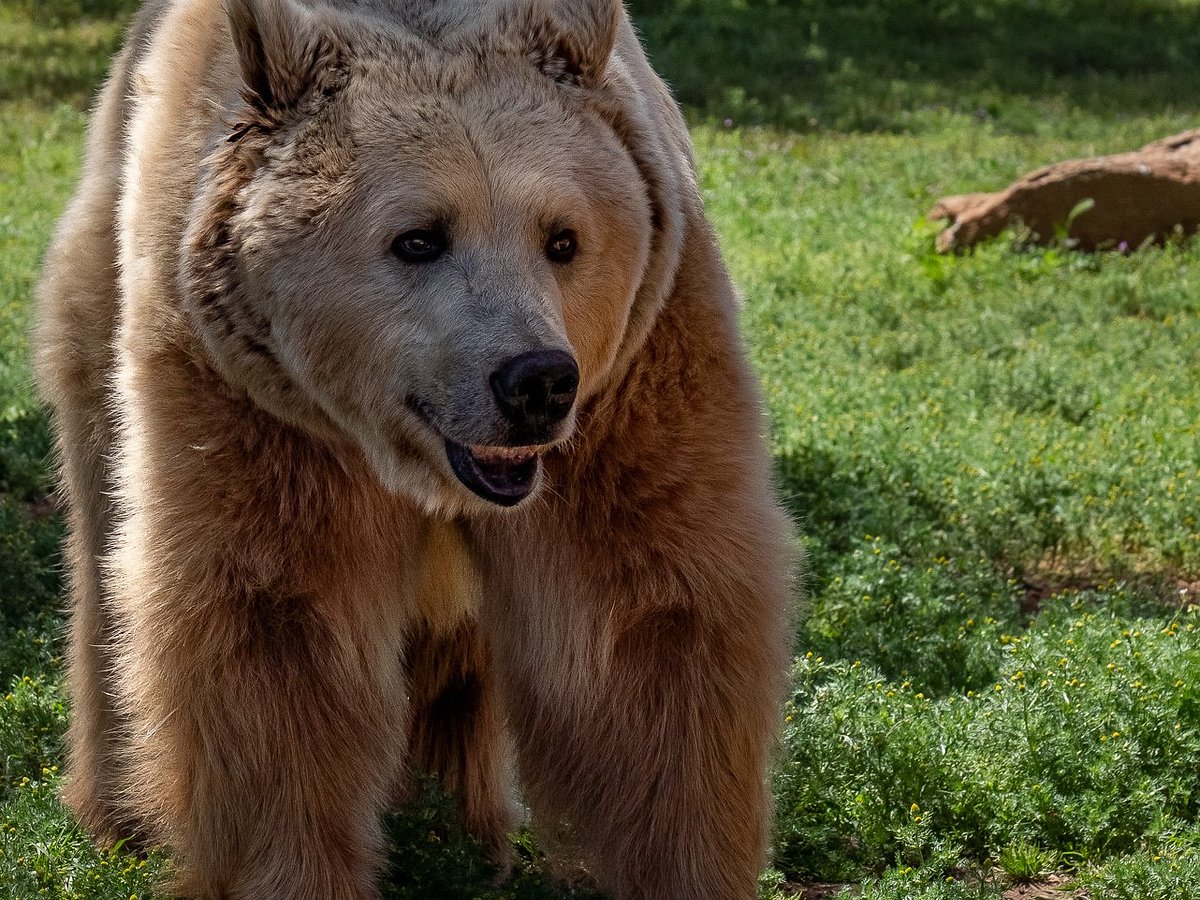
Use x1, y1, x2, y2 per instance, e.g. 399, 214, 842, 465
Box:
35, 0, 794, 897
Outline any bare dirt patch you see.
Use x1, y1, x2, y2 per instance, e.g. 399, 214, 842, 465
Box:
25, 492, 57, 521
782, 884, 852, 899
1016, 555, 1200, 615
1003, 874, 1087, 899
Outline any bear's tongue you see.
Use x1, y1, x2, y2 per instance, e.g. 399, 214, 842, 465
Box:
444, 440, 539, 507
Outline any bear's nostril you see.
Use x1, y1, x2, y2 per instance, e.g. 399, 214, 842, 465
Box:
549, 372, 579, 399
490, 350, 579, 431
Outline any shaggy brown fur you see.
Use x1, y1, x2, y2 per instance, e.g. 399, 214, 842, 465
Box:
36, 1, 794, 898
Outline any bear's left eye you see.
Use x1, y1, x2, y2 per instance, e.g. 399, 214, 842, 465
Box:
546, 229, 577, 264
392, 228, 447, 264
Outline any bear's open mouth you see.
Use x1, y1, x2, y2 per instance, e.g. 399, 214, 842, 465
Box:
406, 397, 542, 506
444, 440, 539, 507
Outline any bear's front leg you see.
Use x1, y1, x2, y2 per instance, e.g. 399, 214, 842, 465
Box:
480, 495, 791, 899
106, 440, 418, 900
112, 578, 410, 900
113, 582, 409, 900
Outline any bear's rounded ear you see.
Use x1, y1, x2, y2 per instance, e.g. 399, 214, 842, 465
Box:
224, 0, 328, 110
525, 0, 621, 87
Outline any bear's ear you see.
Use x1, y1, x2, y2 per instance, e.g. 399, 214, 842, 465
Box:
225, 0, 328, 111
525, 0, 621, 88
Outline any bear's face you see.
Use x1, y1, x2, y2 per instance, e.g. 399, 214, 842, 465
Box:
185, 2, 652, 513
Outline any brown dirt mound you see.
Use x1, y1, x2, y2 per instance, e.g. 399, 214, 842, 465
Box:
930, 130, 1200, 252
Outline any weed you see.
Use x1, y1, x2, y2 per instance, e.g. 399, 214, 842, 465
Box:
998, 841, 1058, 883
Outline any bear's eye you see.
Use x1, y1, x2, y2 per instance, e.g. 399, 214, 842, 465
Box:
545, 229, 577, 264
391, 229, 447, 263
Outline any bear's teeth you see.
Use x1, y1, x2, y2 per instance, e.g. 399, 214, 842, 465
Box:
470, 445, 537, 465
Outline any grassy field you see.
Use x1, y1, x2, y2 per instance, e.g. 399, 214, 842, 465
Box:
3, 0, 1200, 897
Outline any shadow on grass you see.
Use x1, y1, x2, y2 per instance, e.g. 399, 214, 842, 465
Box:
9, 0, 1200, 128
772, 440, 1185, 694
629, 0, 1200, 131
775, 444, 1027, 694
774, 443, 955, 572
0, 406, 61, 632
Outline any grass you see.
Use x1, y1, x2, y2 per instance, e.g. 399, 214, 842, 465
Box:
2, 0, 1200, 897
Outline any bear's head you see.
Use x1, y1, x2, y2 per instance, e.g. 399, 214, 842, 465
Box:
183, 0, 686, 514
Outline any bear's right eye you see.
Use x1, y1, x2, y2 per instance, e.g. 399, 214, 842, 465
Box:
391, 229, 447, 263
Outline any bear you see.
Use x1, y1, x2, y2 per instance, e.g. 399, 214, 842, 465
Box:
34, 0, 794, 897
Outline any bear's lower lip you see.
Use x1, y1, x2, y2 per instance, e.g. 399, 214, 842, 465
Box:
444, 439, 539, 507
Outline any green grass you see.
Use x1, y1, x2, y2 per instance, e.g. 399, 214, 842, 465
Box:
3, 0, 1200, 897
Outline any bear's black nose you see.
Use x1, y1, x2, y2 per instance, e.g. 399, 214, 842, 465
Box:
490, 350, 579, 435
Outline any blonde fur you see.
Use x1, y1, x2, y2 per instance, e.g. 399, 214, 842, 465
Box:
36, 0, 794, 897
